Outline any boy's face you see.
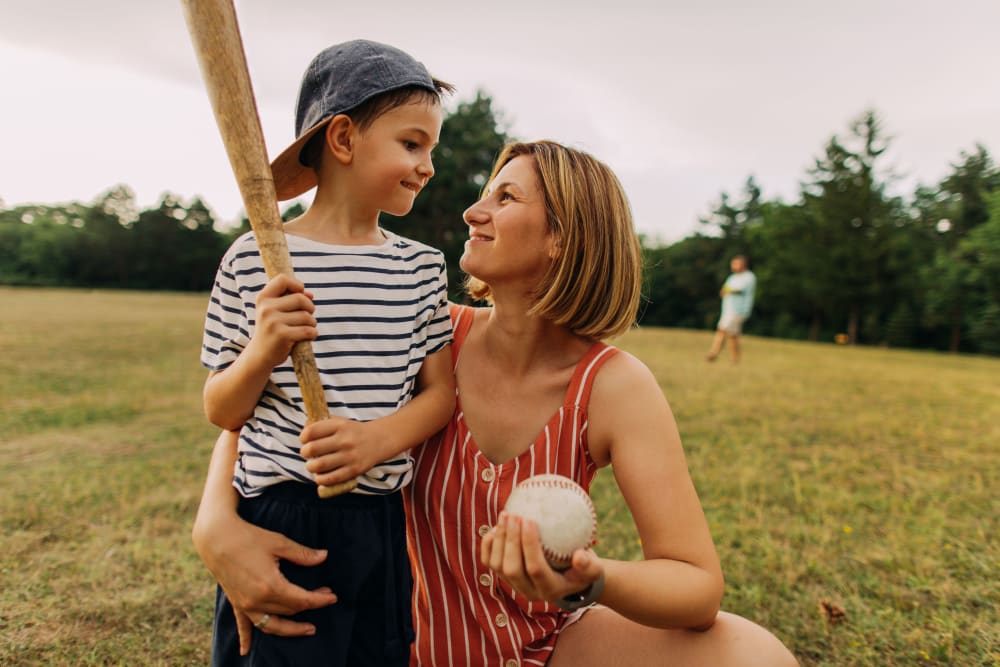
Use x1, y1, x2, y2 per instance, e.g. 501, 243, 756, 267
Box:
351, 100, 444, 217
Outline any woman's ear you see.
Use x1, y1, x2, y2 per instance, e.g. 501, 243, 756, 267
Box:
547, 234, 563, 260
325, 114, 355, 164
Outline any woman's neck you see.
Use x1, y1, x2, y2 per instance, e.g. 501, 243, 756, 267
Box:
481, 290, 590, 377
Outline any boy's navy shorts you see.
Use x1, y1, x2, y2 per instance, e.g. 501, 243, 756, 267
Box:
211, 482, 413, 667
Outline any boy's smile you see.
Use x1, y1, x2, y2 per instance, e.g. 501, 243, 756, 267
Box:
401, 179, 423, 194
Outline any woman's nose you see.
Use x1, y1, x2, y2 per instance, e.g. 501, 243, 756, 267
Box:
463, 200, 487, 225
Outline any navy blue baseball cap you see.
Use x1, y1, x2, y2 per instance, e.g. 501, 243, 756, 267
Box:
270, 39, 438, 200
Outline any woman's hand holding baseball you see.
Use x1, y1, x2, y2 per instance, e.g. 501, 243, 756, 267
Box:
481, 512, 604, 605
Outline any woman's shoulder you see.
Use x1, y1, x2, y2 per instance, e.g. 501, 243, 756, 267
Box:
448, 303, 490, 348
594, 346, 653, 377
449, 302, 490, 323
590, 348, 665, 408
585, 348, 671, 466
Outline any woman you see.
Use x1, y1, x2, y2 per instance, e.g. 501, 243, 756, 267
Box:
194, 141, 798, 666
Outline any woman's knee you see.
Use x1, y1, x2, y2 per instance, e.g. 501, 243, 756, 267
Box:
551, 608, 798, 667
711, 612, 799, 667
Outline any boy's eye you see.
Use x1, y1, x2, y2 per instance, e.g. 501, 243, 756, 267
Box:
403, 140, 419, 150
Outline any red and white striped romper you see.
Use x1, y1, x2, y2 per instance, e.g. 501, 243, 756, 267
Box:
404, 304, 619, 667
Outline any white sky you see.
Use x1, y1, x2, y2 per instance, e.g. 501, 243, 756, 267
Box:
2, 0, 998, 243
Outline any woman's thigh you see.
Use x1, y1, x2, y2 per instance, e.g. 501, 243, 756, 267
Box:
549, 607, 798, 667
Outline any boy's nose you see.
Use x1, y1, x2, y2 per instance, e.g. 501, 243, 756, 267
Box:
417, 156, 434, 179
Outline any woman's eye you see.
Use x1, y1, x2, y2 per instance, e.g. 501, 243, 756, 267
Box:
499, 191, 514, 202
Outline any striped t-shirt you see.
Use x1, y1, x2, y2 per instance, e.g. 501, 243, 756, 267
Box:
405, 305, 618, 666
201, 230, 452, 497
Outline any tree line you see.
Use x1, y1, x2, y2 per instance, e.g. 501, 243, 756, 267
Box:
647, 111, 999, 355
2, 95, 997, 355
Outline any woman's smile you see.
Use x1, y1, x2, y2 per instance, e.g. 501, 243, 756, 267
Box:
468, 231, 494, 243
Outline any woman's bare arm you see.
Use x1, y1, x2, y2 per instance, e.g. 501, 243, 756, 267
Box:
192, 430, 338, 651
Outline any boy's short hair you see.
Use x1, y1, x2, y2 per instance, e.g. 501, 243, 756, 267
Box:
270, 40, 454, 201
466, 141, 643, 341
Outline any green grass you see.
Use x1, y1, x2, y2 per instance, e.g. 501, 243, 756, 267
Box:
2, 287, 997, 666
1, 287, 217, 666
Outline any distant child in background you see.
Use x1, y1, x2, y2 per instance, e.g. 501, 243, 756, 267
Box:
706, 254, 756, 363
198, 39, 456, 666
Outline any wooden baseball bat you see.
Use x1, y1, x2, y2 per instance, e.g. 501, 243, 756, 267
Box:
182, 0, 357, 497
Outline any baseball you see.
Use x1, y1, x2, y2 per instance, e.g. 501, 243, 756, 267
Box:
503, 474, 597, 570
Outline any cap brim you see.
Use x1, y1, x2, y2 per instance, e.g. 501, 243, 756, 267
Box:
270, 118, 332, 201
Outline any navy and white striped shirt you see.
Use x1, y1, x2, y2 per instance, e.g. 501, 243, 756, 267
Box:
201, 230, 452, 497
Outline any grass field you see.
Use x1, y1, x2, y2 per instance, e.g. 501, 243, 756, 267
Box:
1, 286, 997, 666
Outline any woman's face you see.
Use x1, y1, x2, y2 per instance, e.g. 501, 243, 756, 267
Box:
459, 155, 559, 290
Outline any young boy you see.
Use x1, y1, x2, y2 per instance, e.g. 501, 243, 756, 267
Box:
200, 40, 456, 666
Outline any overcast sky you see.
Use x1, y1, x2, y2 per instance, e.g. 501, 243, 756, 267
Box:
2, 0, 998, 243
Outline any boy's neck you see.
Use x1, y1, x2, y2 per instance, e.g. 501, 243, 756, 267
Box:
283, 192, 386, 246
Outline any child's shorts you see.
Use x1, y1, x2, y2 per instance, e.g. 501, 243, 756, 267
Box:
717, 312, 748, 335
211, 482, 413, 667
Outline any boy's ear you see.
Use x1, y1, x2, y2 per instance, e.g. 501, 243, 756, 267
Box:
325, 114, 355, 164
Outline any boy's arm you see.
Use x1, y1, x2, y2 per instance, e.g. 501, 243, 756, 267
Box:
380, 342, 456, 445
204, 275, 317, 430
300, 344, 456, 488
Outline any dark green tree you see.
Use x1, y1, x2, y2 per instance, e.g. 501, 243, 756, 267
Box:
640, 234, 728, 329
129, 194, 224, 291
800, 109, 898, 344
180, 198, 229, 291
958, 192, 1000, 353
0, 204, 82, 285
939, 144, 998, 239
745, 200, 828, 340
69, 185, 136, 287
281, 201, 306, 222
921, 146, 998, 351
699, 175, 763, 252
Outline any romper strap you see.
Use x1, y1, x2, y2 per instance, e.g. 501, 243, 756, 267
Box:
448, 303, 478, 369
567, 343, 619, 410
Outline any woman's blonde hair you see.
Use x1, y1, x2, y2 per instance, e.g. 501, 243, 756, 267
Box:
466, 140, 642, 340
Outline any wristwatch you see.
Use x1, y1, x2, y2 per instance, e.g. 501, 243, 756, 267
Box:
554, 572, 605, 611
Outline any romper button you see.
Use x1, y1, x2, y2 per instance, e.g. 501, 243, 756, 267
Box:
481, 468, 495, 482
479, 573, 493, 586
495, 613, 508, 627
478, 524, 490, 537
506, 660, 520, 667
